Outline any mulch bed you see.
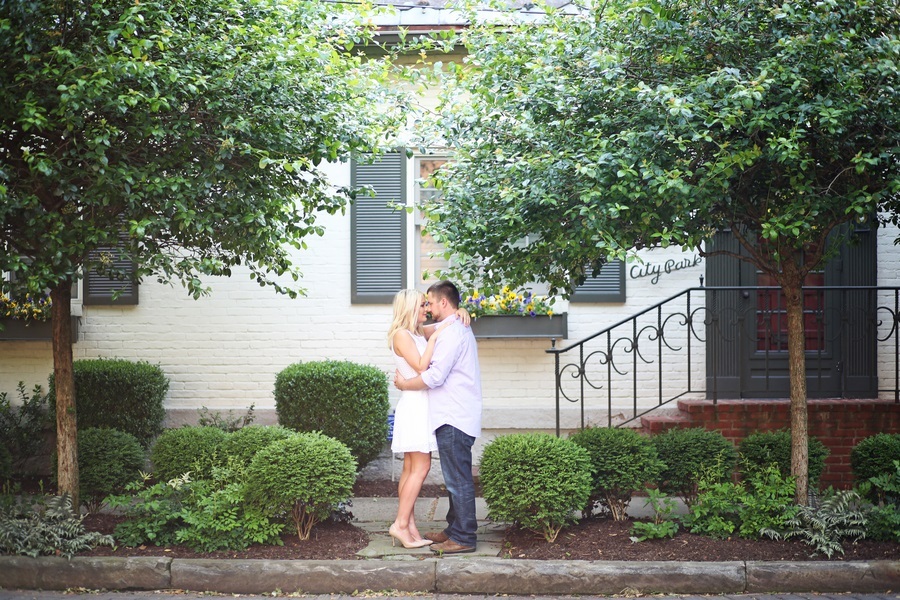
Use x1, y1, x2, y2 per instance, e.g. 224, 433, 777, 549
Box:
13, 477, 900, 562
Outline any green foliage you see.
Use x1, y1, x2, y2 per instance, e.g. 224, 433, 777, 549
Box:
630, 488, 680, 541
175, 459, 283, 552
107, 473, 190, 547
0, 494, 114, 558
763, 489, 867, 557
685, 465, 798, 539
107, 466, 283, 552
423, 0, 900, 296
479, 433, 592, 543
569, 427, 664, 521
651, 427, 737, 506
197, 404, 256, 432
739, 430, 829, 489
0, 0, 406, 303
61, 428, 145, 513
150, 426, 228, 482
219, 424, 296, 467
49, 359, 168, 448
737, 465, 800, 538
0, 445, 10, 483
851, 433, 900, 494
0, 382, 50, 473
858, 459, 900, 542
244, 432, 356, 541
275, 361, 390, 469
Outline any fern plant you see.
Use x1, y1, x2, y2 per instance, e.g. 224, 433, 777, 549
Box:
0, 494, 114, 558
762, 489, 867, 557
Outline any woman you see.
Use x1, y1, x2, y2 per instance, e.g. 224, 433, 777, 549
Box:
386, 288, 468, 548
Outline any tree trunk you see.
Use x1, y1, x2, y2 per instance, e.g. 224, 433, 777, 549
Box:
50, 282, 78, 508
782, 280, 809, 505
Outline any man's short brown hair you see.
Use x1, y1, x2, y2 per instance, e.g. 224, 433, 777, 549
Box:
427, 280, 461, 309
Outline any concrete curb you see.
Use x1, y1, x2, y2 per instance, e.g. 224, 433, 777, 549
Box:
1, 556, 898, 595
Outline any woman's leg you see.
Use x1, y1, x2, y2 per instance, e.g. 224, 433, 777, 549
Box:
393, 451, 431, 542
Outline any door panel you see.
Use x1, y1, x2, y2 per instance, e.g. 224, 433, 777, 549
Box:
705, 225, 876, 399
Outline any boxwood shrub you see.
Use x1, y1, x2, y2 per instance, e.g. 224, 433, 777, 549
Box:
850, 433, 900, 485
49, 359, 168, 447
479, 433, 591, 543
150, 426, 228, 481
569, 426, 664, 521
75, 427, 145, 512
651, 427, 737, 506
219, 424, 296, 467
739, 429, 829, 489
244, 431, 356, 540
274, 360, 389, 469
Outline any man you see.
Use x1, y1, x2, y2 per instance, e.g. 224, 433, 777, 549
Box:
394, 280, 482, 554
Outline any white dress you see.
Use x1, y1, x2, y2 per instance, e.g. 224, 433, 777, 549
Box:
391, 330, 439, 453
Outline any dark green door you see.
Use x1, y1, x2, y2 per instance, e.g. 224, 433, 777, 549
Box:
705, 224, 877, 399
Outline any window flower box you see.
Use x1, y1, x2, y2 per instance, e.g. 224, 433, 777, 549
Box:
0, 317, 79, 342
470, 313, 567, 339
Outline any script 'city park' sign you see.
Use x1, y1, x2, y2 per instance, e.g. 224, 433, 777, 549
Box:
629, 254, 703, 285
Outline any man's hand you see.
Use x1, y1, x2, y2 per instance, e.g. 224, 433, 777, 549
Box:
394, 369, 407, 390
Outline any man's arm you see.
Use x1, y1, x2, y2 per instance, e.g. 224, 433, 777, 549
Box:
394, 371, 429, 391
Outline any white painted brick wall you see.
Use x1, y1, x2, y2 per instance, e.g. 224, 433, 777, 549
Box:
2, 169, 898, 428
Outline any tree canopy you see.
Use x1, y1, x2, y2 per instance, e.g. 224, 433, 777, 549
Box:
1, 0, 404, 301
422, 0, 900, 502
425, 0, 900, 294
0, 0, 405, 502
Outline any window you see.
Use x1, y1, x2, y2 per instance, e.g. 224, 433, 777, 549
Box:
350, 152, 625, 303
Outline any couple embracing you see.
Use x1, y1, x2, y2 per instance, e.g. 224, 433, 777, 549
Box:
387, 280, 482, 555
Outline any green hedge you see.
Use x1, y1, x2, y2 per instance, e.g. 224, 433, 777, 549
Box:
569, 426, 664, 521
244, 431, 356, 540
71, 428, 145, 512
739, 429, 829, 489
49, 359, 168, 447
274, 360, 389, 469
219, 424, 296, 467
479, 433, 591, 543
652, 427, 737, 506
150, 426, 228, 481
851, 433, 900, 484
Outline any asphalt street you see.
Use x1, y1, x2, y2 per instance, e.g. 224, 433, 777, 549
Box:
0, 592, 898, 600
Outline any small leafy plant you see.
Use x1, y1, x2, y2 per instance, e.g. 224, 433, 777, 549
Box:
0, 494, 114, 558
763, 488, 867, 557
630, 488, 680, 541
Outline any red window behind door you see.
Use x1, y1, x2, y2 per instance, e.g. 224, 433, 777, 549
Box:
756, 272, 825, 352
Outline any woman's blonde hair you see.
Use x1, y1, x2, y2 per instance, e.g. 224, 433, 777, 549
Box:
387, 289, 425, 349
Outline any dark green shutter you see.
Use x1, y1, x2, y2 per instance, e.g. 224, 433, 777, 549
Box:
351, 153, 406, 303
570, 260, 625, 302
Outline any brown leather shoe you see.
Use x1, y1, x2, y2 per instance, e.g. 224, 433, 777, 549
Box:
424, 531, 449, 543
430, 539, 476, 554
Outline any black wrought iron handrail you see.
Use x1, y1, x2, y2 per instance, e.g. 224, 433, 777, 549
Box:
546, 286, 900, 436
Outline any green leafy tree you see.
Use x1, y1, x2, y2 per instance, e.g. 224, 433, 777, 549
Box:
0, 0, 405, 504
423, 0, 900, 503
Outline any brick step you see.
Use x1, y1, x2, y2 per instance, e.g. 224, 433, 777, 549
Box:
640, 407, 692, 435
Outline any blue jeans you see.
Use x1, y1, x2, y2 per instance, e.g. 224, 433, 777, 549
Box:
435, 424, 477, 547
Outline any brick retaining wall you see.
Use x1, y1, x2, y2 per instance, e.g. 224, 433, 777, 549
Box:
642, 399, 900, 488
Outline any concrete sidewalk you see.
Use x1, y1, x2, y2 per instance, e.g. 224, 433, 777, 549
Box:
1, 494, 898, 596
